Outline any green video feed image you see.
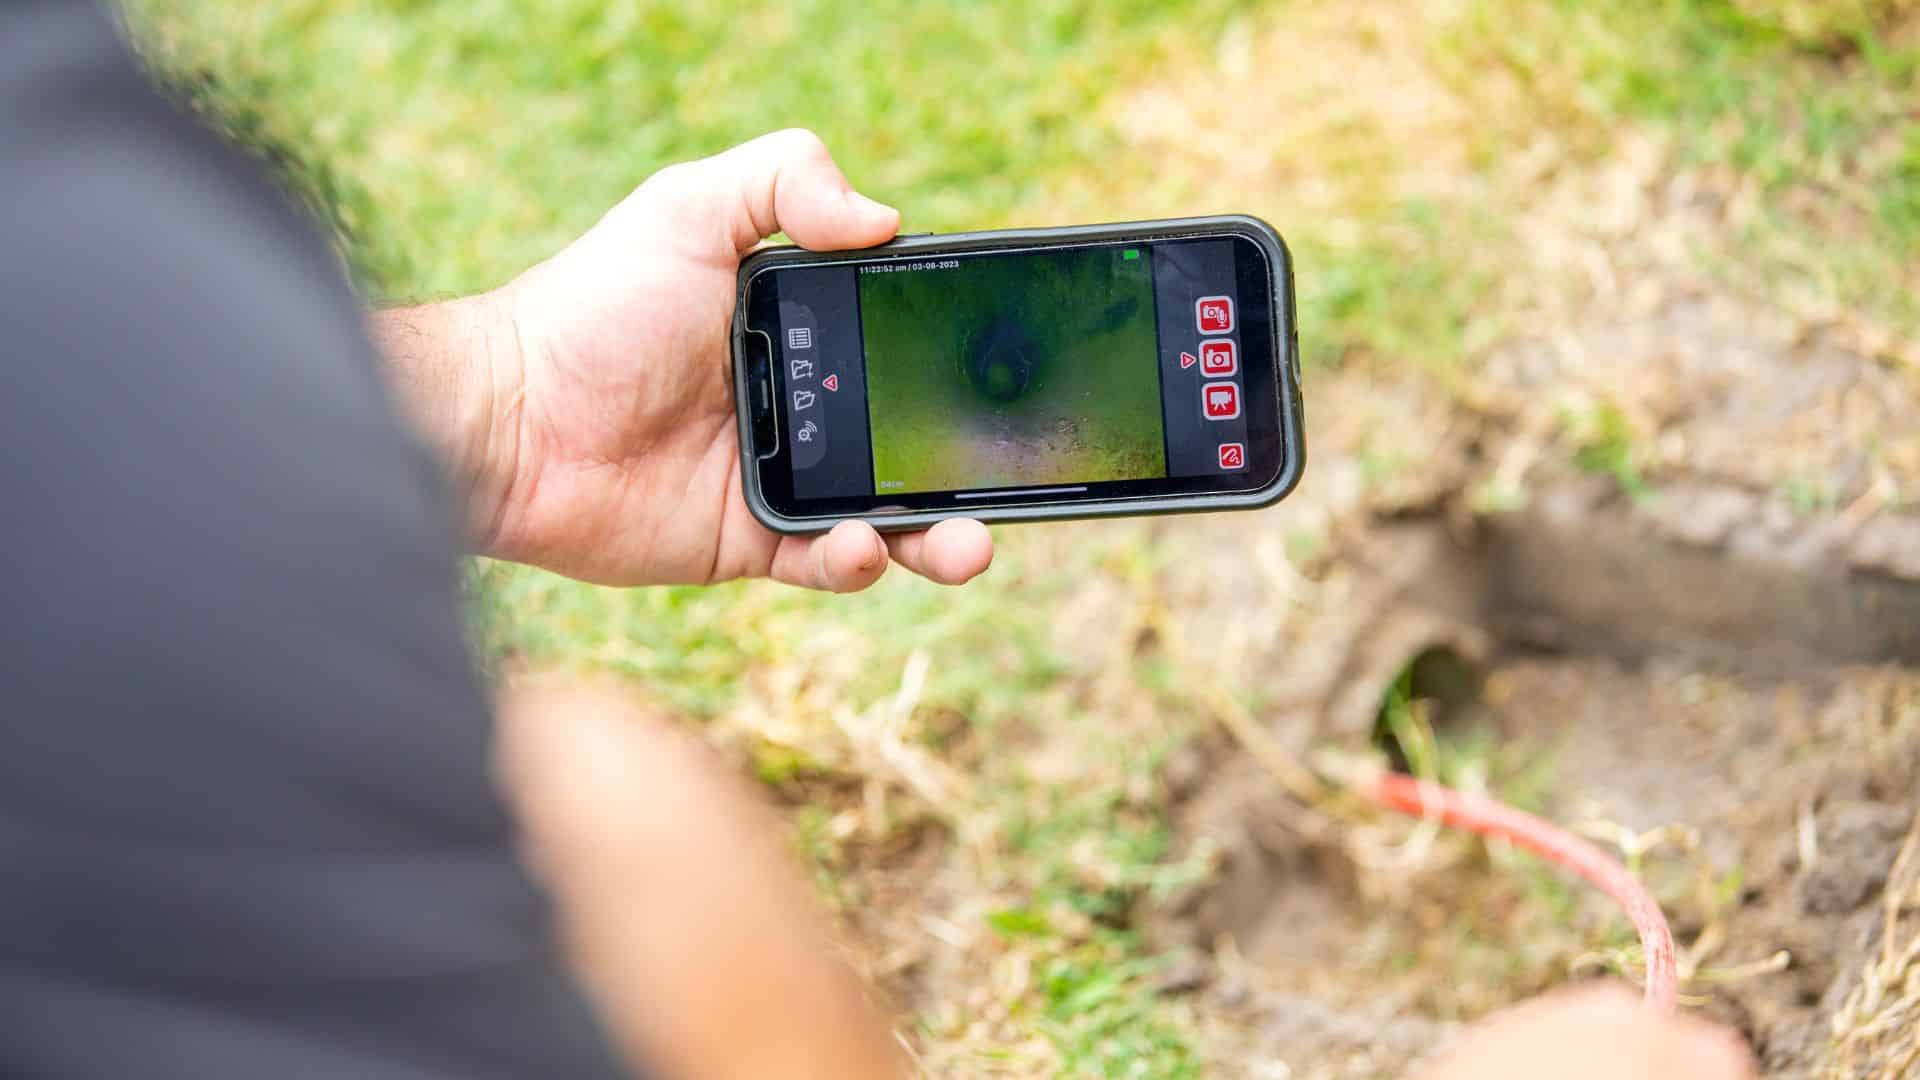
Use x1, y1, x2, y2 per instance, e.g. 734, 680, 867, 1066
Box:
858, 247, 1167, 495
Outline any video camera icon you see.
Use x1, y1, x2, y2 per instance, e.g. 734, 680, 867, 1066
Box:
1202, 381, 1240, 421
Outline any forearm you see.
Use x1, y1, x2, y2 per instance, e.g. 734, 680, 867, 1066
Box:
498, 680, 912, 1080
369, 294, 524, 551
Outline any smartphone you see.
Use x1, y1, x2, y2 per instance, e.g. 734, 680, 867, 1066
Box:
732, 215, 1302, 533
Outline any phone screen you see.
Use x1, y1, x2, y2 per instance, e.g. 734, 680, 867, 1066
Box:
744, 232, 1287, 520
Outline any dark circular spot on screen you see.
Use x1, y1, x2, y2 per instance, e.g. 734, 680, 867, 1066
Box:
965, 317, 1037, 403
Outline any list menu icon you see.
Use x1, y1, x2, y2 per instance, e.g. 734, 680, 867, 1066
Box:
787, 327, 813, 350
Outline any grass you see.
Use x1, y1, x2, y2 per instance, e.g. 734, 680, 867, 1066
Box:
126, 0, 1920, 1073
133, 0, 1920, 364
1441, 0, 1920, 347
130, 0, 1251, 301
1561, 399, 1654, 501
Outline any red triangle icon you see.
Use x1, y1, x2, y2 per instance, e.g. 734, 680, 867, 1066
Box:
1180, 351, 1197, 369
822, 374, 840, 391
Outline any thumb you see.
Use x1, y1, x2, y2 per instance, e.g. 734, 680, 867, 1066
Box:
662, 128, 900, 256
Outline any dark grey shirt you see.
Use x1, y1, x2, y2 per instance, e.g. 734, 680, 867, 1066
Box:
0, 3, 630, 1075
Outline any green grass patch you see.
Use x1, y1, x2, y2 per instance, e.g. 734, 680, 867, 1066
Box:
992, 726, 1212, 1078
1292, 197, 1510, 372
1445, 0, 1920, 338
471, 546, 1065, 725
1038, 942, 1203, 1079
129, 0, 1251, 301
1561, 398, 1654, 501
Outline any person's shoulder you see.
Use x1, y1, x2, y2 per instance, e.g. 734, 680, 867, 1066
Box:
0, 0, 484, 853
5, 2, 352, 307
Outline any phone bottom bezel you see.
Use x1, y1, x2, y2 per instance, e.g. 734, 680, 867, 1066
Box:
745, 476, 1303, 535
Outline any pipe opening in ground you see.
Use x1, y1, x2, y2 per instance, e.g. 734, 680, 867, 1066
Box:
1370, 645, 1483, 777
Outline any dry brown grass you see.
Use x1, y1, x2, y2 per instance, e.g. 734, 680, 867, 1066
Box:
1820, 812, 1920, 1079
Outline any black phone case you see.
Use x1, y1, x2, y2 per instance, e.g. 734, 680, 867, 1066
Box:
732, 214, 1304, 534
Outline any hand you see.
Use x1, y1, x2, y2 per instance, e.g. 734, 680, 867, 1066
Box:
384, 129, 992, 589
1415, 985, 1756, 1080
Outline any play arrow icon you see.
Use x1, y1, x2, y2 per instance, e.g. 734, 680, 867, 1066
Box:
822, 373, 840, 391
1180, 351, 1197, 370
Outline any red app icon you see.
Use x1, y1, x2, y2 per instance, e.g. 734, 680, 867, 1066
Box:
1217, 442, 1246, 470
1200, 340, 1237, 377
1202, 381, 1240, 421
1196, 295, 1234, 334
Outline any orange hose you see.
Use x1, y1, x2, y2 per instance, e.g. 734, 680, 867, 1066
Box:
1357, 770, 1680, 1013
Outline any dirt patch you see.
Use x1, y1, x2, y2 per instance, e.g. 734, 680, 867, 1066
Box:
1481, 662, 1920, 1073
1144, 617, 1920, 1077
1130, 287, 1920, 1073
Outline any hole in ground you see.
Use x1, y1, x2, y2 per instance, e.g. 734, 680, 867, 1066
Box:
1370, 644, 1484, 776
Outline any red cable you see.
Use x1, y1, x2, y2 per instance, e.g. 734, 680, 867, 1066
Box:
1356, 770, 1680, 1013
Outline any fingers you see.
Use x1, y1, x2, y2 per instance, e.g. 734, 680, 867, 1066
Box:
767, 519, 890, 593
653, 129, 900, 256
764, 518, 993, 592
1416, 984, 1756, 1080
885, 518, 993, 585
